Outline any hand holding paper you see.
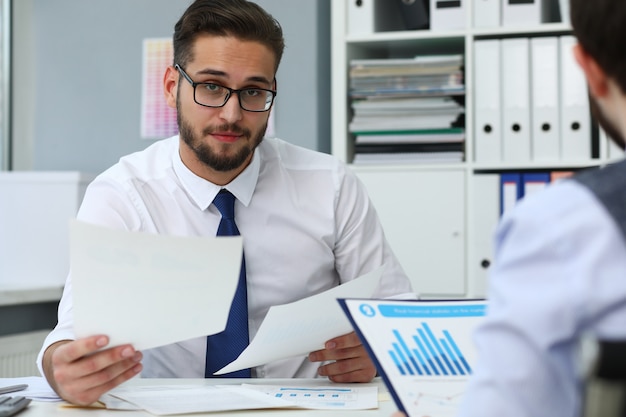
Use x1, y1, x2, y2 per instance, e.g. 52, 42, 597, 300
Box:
71, 220, 243, 350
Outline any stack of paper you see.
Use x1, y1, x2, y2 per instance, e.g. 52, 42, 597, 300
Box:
348, 55, 465, 165
104, 383, 378, 414
349, 55, 465, 98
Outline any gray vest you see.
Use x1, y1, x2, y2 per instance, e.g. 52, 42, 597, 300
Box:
573, 159, 626, 417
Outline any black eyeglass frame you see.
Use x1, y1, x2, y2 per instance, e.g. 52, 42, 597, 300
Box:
174, 64, 277, 113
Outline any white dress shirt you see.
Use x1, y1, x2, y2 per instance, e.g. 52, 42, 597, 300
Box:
37, 136, 414, 379
458, 179, 626, 417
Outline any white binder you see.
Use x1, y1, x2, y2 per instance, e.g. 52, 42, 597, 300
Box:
430, 0, 466, 31
347, 0, 404, 35
501, 38, 531, 163
558, 0, 570, 25
472, 174, 500, 298
604, 128, 625, 162
474, 40, 502, 163
559, 35, 591, 160
502, 0, 559, 27
530, 37, 560, 161
347, 0, 375, 35
473, 0, 500, 28
502, 0, 540, 26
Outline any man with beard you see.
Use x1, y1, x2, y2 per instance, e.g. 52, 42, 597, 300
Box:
37, 0, 414, 407
391, 0, 626, 416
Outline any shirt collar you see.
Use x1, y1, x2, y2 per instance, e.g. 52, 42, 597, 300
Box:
172, 137, 259, 210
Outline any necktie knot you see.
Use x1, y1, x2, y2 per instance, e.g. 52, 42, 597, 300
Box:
213, 189, 235, 221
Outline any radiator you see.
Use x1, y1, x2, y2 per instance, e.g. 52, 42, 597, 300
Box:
0, 330, 48, 377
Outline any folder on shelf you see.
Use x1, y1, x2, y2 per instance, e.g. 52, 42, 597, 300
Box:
347, 0, 375, 35
501, 38, 531, 163
502, 0, 540, 27
500, 172, 522, 215
472, 174, 500, 297
602, 128, 625, 162
473, 0, 500, 28
430, 0, 466, 31
559, 35, 592, 161
347, 0, 403, 35
396, 0, 430, 30
558, 0, 570, 25
530, 37, 560, 162
521, 172, 550, 197
501, 0, 558, 27
474, 40, 502, 163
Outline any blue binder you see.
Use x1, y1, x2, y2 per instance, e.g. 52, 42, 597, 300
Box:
500, 173, 522, 215
521, 172, 551, 197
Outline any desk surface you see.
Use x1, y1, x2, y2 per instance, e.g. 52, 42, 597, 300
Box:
0, 285, 63, 306
19, 378, 397, 417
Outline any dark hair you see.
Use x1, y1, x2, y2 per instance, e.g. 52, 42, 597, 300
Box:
173, 0, 285, 72
570, 0, 626, 93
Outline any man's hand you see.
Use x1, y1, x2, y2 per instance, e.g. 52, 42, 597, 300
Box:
308, 331, 377, 383
391, 413, 407, 417
43, 336, 143, 406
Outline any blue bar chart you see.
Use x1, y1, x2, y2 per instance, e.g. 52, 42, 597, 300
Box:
340, 299, 487, 417
388, 323, 472, 377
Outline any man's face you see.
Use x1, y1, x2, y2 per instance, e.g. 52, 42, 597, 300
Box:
173, 35, 276, 178
589, 93, 626, 150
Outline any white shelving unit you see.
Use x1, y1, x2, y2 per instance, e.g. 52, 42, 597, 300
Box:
331, 0, 613, 298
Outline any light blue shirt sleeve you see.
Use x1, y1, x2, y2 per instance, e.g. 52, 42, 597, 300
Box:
458, 179, 626, 417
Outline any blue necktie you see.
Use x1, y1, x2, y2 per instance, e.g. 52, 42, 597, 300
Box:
205, 189, 251, 378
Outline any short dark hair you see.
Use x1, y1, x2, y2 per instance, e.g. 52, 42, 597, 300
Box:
570, 0, 626, 93
173, 0, 285, 73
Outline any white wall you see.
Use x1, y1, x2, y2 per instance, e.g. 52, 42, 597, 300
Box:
11, 0, 330, 173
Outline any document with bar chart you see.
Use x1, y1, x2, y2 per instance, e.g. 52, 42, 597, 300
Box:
339, 298, 486, 417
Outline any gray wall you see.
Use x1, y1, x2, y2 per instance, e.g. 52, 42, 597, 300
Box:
11, 0, 330, 174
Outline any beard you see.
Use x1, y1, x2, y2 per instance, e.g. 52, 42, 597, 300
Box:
589, 93, 626, 150
176, 96, 267, 172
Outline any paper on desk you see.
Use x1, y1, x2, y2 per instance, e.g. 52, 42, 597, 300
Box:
241, 384, 379, 410
215, 265, 384, 375
70, 220, 243, 350
107, 384, 294, 415
0, 377, 60, 402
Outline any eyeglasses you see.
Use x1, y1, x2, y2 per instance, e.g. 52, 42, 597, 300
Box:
175, 64, 276, 112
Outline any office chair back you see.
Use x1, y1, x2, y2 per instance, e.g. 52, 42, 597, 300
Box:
582, 340, 626, 417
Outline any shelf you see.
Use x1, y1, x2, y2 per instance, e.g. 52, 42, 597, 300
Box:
347, 30, 466, 44
331, 1, 604, 298
350, 163, 467, 173
345, 23, 572, 44
471, 22, 572, 38
471, 160, 604, 172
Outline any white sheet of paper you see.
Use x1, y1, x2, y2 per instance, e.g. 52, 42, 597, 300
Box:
108, 384, 293, 415
71, 220, 243, 350
215, 266, 384, 375
340, 299, 487, 417
0, 377, 60, 402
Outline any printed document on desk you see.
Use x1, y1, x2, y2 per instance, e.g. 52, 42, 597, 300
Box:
70, 220, 243, 350
106, 383, 378, 414
107, 384, 292, 415
215, 266, 385, 375
339, 298, 487, 417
